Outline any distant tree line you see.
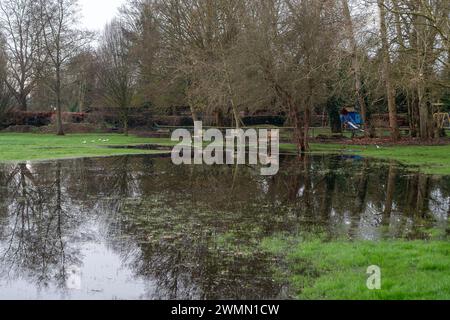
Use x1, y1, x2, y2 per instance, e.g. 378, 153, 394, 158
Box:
0, 0, 448, 148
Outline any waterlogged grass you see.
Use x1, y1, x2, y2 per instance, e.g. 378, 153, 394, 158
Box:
0, 133, 174, 162
281, 143, 450, 175
261, 238, 450, 300
2, 133, 450, 175
346, 145, 450, 175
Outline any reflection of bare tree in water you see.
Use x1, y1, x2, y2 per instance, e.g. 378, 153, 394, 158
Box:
405, 173, 428, 217
354, 159, 370, 214
1, 164, 44, 256
286, 163, 303, 204
383, 163, 397, 219
0, 162, 81, 289
110, 156, 137, 197
416, 174, 431, 218
272, 156, 337, 222
106, 160, 288, 299
275, 156, 447, 239
117, 224, 281, 300
95, 156, 144, 239
319, 155, 338, 221
4, 164, 42, 216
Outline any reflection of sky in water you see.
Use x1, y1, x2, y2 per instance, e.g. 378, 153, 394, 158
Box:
0, 241, 149, 300
430, 189, 450, 222
0, 155, 448, 299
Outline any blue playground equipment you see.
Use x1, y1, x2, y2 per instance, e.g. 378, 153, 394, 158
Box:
340, 107, 363, 132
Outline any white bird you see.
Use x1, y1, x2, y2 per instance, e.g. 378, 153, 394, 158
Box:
376, 145, 381, 149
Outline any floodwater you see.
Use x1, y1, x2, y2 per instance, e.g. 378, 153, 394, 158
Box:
0, 155, 448, 300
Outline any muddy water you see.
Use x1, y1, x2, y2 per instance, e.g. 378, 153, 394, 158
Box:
0, 155, 448, 299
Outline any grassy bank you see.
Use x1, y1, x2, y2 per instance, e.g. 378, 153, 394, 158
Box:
343, 144, 450, 175
281, 143, 450, 175
0, 133, 174, 162
261, 237, 450, 300
2, 133, 450, 175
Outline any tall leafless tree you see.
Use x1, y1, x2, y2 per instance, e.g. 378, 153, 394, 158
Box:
96, 19, 139, 136
378, 0, 401, 140
0, 0, 44, 111
342, 0, 370, 134
0, 36, 13, 114
39, 0, 89, 135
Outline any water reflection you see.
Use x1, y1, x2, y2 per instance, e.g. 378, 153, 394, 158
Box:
0, 155, 448, 299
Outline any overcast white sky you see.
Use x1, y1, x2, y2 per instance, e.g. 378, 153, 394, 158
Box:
79, 0, 126, 31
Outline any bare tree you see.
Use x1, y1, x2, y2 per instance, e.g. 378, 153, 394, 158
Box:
342, 0, 370, 134
120, 0, 161, 110
158, 0, 250, 128
0, 36, 13, 114
96, 19, 139, 136
240, 0, 343, 152
0, 0, 44, 111
39, 0, 89, 135
378, 0, 401, 140
380, 0, 449, 140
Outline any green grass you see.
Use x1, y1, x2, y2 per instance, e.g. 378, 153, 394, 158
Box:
0, 133, 175, 162
261, 238, 450, 300
280, 143, 450, 175
349, 144, 450, 175
2, 133, 450, 175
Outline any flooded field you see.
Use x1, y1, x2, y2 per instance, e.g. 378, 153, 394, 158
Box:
0, 155, 448, 299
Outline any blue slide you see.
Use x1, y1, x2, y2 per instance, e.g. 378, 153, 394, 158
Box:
340, 112, 364, 132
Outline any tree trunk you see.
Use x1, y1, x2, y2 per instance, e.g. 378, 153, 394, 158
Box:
56, 65, 64, 136
291, 104, 307, 153
224, 63, 241, 129
18, 93, 27, 112
417, 37, 428, 140
280, 86, 307, 153
221, 46, 243, 129
230, 97, 242, 129
124, 120, 128, 136
303, 76, 313, 151
417, 73, 430, 139
123, 108, 129, 136
392, 0, 405, 48
262, 66, 308, 153
78, 81, 85, 113
342, 0, 369, 134
413, 1, 436, 140
378, 0, 400, 141
407, 90, 419, 137
190, 105, 200, 122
